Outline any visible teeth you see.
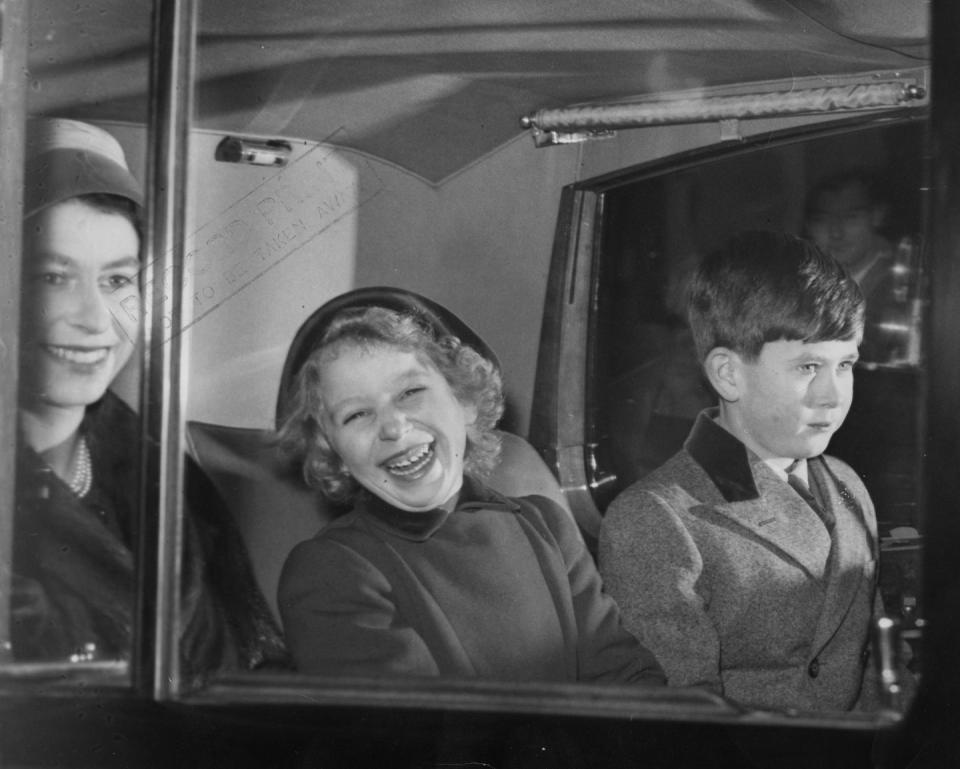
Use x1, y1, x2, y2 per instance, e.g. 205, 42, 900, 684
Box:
47, 346, 110, 365
388, 444, 430, 468
386, 444, 433, 476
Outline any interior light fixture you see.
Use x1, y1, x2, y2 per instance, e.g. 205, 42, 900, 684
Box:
215, 136, 293, 167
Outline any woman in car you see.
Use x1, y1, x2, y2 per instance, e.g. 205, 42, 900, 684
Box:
275, 287, 664, 683
13, 118, 286, 680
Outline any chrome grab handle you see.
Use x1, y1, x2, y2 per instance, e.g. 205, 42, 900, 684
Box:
875, 615, 904, 711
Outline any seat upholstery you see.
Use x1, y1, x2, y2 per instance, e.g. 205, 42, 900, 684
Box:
186, 421, 572, 625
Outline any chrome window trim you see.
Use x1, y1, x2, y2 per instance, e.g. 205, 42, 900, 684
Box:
0, 0, 28, 667
186, 672, 900, 729
135, 0, 197, 701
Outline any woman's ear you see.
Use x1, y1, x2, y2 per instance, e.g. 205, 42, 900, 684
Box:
703, 347, 741, 403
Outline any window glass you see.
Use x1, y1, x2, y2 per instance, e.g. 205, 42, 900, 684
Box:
0, 5, 935, 758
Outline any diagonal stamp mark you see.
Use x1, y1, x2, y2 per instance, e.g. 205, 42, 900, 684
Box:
133, 133, 384, 348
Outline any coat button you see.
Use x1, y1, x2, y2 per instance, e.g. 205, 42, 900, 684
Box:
808, 658, 820, 678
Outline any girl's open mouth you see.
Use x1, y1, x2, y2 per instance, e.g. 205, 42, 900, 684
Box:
384, 443, 435, 478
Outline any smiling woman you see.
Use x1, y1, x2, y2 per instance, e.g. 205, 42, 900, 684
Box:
13, 119, 147, 662
12, 118, 286, 677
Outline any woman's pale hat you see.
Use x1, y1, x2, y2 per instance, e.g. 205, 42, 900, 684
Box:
24, 118, 143, 219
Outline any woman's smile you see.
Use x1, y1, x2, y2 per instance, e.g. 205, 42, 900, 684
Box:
42, 343, 114, 367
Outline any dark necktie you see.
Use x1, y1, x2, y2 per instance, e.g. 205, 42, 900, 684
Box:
786, 459, 835, 531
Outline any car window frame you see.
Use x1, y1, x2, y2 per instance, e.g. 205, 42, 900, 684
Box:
2, 0, 953, 741
528, 109, 929, 729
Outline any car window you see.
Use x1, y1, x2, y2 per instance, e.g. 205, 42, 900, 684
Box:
1, 0, 931, 738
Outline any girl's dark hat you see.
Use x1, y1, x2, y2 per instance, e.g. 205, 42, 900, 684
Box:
276, 286, 500, 426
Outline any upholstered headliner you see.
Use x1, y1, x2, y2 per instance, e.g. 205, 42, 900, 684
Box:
27, 0, 928, 181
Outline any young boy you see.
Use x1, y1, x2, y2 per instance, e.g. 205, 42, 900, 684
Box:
599, 230, 884, 713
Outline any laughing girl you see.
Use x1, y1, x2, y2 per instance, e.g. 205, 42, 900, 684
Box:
277, 290, 664, 684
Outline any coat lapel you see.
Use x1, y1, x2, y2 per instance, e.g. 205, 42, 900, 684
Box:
711, 459, 832, 580
685, 410, 832, 579
807, 457, 876, 655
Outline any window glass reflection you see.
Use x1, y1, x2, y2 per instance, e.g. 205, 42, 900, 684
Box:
10, 118, 289, 681
12, 119, 145, 665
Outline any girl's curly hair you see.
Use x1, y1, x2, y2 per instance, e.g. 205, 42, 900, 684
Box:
277, 306, 504, 504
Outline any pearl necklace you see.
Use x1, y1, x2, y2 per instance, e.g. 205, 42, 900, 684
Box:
69, 435, 93, 498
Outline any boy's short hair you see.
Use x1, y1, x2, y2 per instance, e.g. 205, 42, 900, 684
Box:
687, 230, 865, 362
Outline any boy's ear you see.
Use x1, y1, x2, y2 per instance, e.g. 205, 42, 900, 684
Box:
703, 347, 741, 403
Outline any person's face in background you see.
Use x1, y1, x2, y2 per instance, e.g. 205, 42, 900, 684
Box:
21, 197, 141, 417
805, 180, 885, 276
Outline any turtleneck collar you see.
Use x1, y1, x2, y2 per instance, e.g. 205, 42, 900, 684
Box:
357, 475, 520, 542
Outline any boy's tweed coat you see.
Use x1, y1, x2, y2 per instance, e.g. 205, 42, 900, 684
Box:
599, 408, 882, 712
